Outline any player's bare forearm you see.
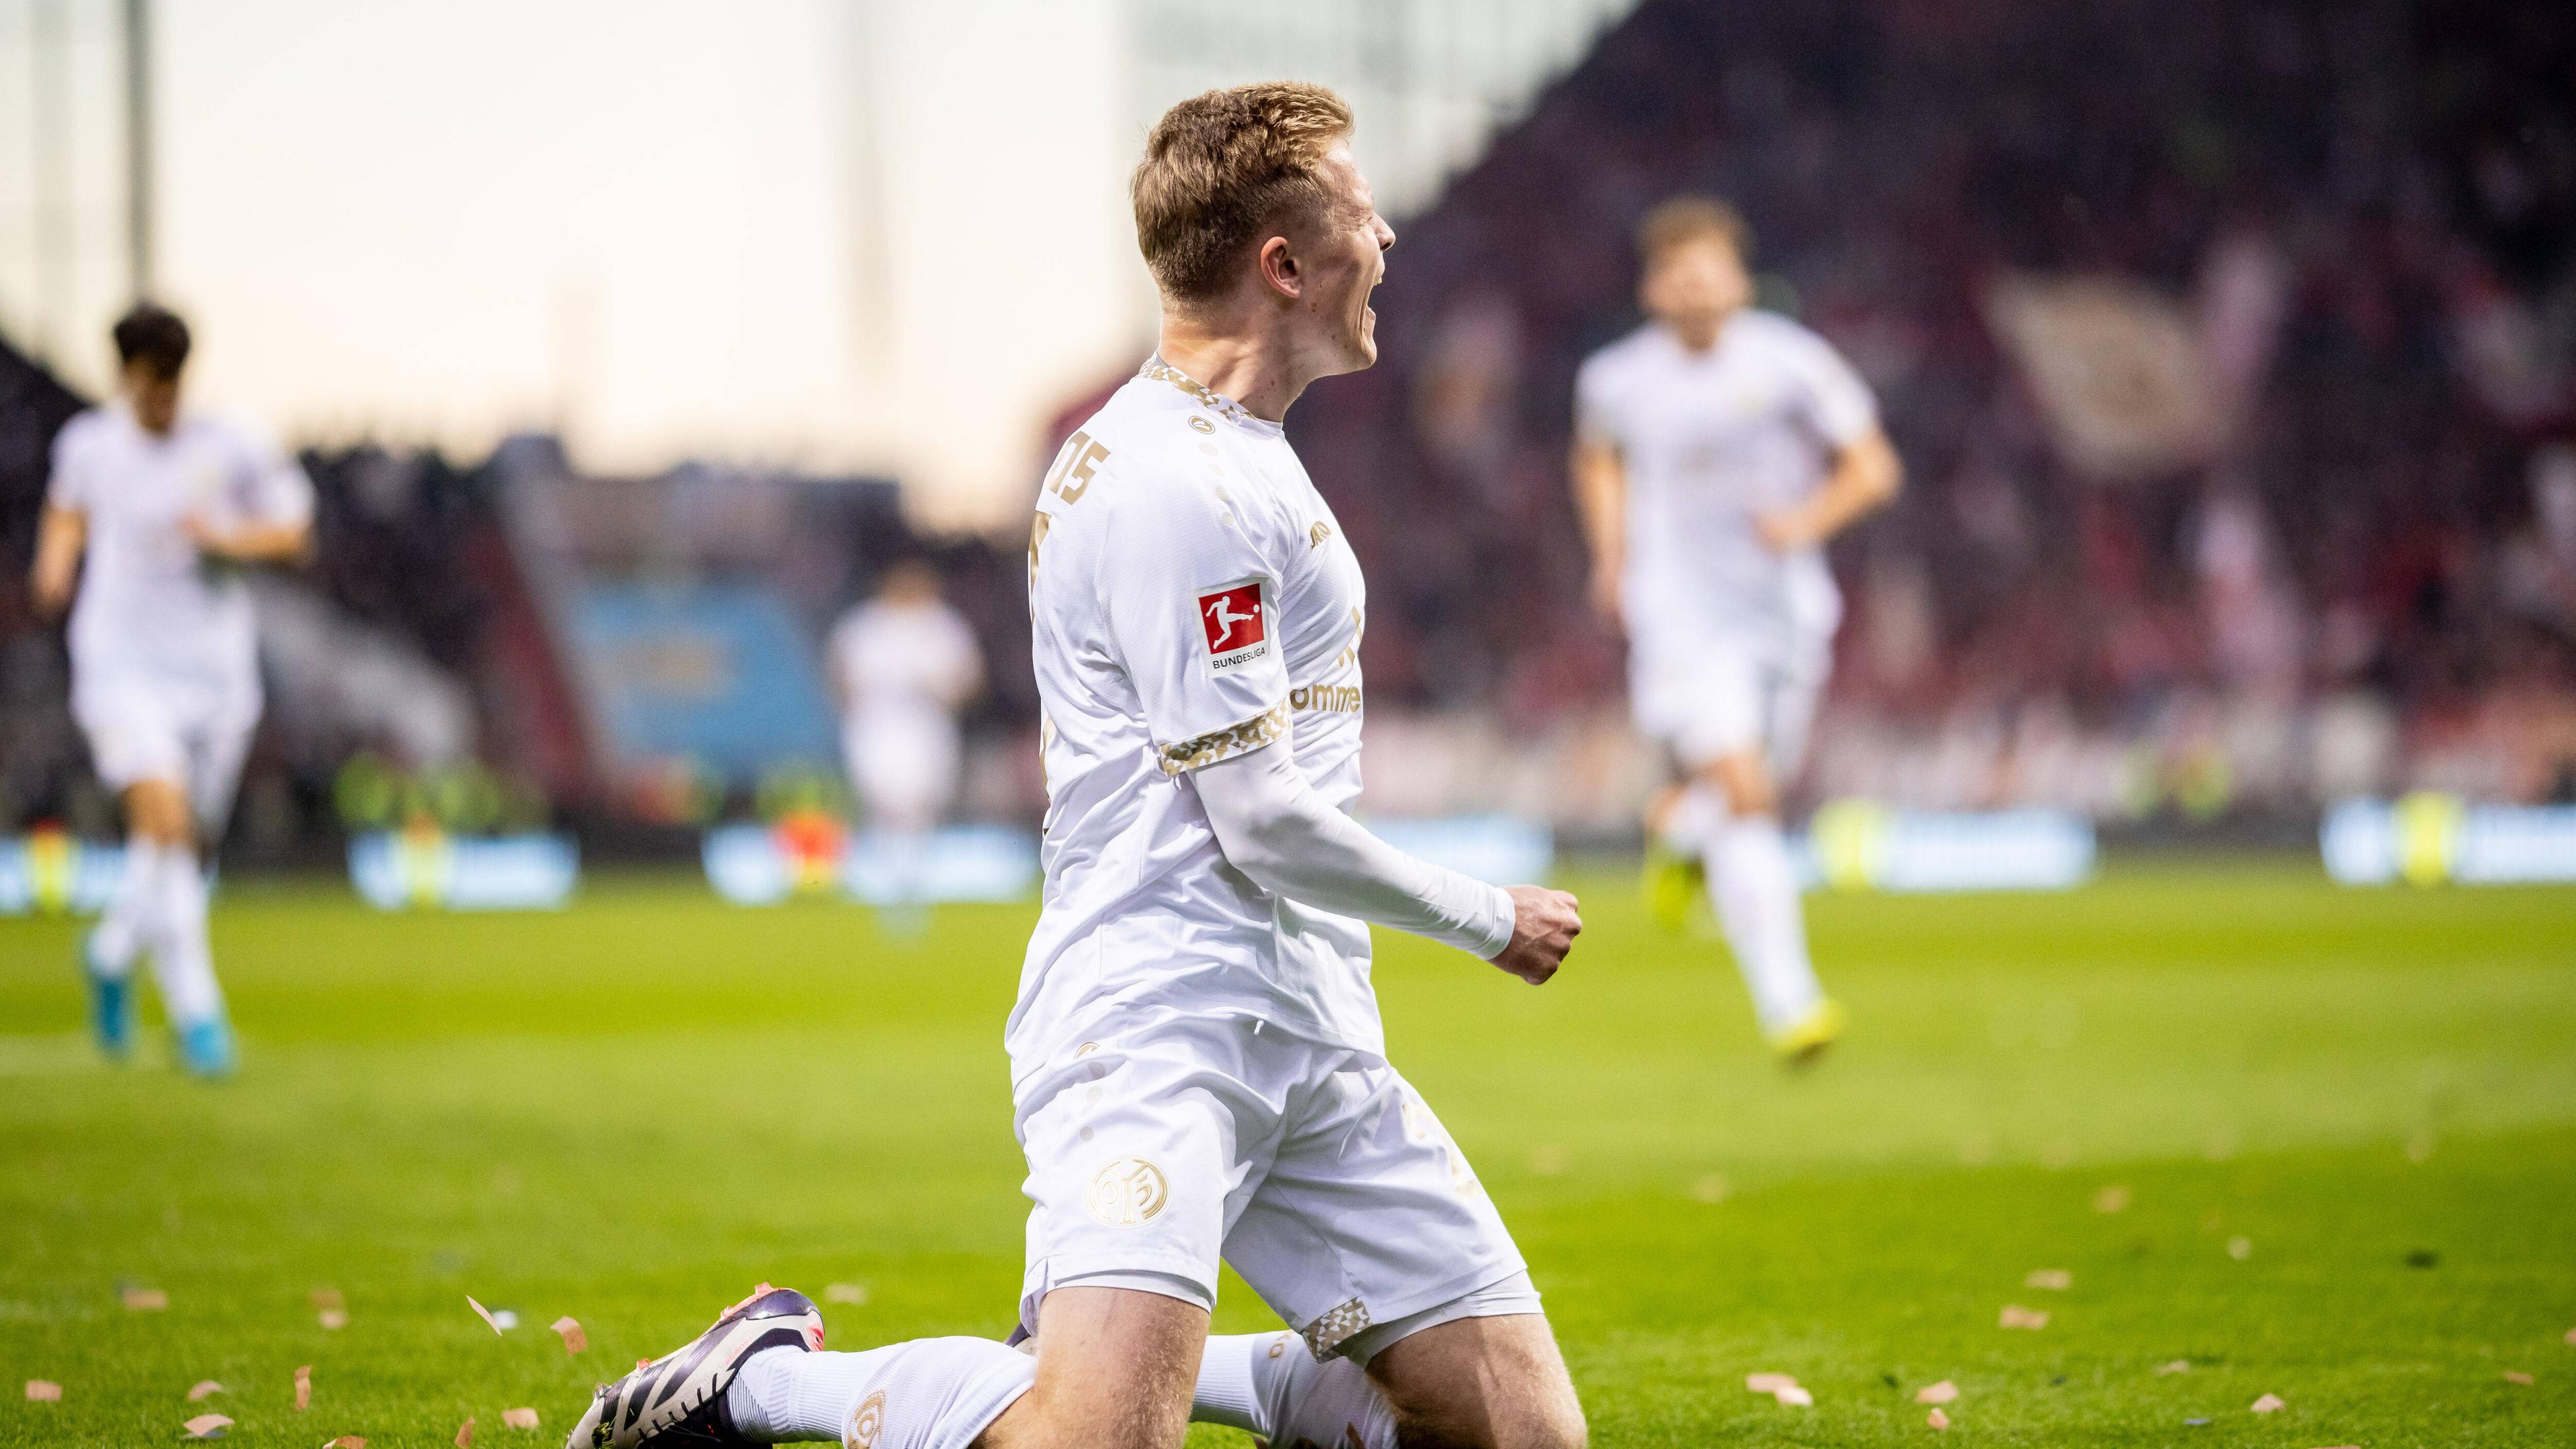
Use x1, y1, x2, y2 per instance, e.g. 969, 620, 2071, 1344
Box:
30, 506, 85, 618
186, 517, 312, 565
1571, 441, 1627, 622
1489, 883, 1580, 985
1756, 428, 1902, 551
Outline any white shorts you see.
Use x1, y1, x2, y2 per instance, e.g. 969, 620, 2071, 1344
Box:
1629, 627, 1829, 775
71, 669, 260, 828
1013, 1014, 1529, 1362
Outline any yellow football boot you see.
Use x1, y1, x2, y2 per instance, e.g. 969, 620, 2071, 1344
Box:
1644, 843, 1704, 934
1770, 998, 1847, 1068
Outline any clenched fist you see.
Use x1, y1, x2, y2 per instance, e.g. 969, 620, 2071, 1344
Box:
1489, 884, 1581, 984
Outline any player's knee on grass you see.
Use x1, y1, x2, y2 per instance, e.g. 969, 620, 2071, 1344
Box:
1365, 1314, 1586, 1449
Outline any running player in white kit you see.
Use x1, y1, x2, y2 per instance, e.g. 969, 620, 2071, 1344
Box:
28, 304, 315, 1077
828, 559, 983, 837
1572, 199, 1902, 1065
564, 85, 1587, 1449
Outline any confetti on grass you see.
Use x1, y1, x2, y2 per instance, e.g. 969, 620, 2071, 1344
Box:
825, 1284, 869, 1305
186, 1381, 225, 1401
323, 1438, 367, 1448
180, 1412, 233, 1440
2227, 1236, 2253, 1260
2093, 1184, 2131, 1214
2251, 1393, 2285, 1413
468, 1295, 504, 1334
1745, 1373, 1799, 1393
2025, 1269, 2072, 1290
1927, 1407, 1950, 1430
2504, 1371, 2534, 1385
455, 1415, 474, 1447
2156, 1360, 2190, 1375
295, 1364, 313, 1411
1999, 1304, 2049, 1330
1772, 1385, 1813, 1407
319, 1309, 350, 1330
312, 1289, 345, 1311
1915, 1380, 1959, 1405
502, 1407, 540, 1431
2565, 1327, 2575, 1345
123, 1286, 169, 1311
552, 1316, 588, 1354
25, 1381, 61, 1401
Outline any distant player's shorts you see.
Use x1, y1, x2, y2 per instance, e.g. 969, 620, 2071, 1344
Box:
71, 668, 259, 826
1014, 1014, 1531, 1362
1629, 625, 1829, 775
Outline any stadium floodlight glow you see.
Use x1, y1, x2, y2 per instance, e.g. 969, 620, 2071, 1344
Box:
2320, 794, 2576, 886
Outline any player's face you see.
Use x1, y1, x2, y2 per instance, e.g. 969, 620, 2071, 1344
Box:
121, 360, 183, 436
1642, 235, 1752, 343
1299, 143, 1396, 375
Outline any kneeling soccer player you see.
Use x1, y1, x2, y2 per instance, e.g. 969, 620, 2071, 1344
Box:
568, 84, 1587, 1449
30, 303, 314, 1076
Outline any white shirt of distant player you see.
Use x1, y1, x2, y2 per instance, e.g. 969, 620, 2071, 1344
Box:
831, 596, 981, 732
830, 595, 981, 816
1014, 358, 1373, 1078
46, 401, 315, 695
1575, 311, 1878, 645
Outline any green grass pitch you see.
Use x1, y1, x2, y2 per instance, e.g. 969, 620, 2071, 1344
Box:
2, 859, 2571, 1446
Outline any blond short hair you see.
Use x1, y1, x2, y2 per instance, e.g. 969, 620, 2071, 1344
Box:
1636, 196, 1754, 269
1133, 82, 1356, 303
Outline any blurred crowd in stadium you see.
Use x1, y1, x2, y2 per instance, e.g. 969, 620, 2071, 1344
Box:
3, 0, 2571, 852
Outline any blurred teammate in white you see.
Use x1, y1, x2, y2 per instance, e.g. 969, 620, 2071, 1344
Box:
1572, 199, 1901, 1065
827, 558, 983, 903
28, 303, 314, 1077
566, 85, 1586, 1449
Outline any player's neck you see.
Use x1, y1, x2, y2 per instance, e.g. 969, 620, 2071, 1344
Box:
1663, 308, 1739, 355
1155, 313, 1311, 425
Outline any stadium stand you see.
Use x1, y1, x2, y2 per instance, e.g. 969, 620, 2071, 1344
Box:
1280, 0, 2576, 818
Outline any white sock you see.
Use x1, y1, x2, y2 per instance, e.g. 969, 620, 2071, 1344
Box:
1193, 1330, 1397, 1448
1705, 815, 1823, 1032
145, 843, 224, 1026
90, 838, 164, 977
727, 1338, 1034, 1447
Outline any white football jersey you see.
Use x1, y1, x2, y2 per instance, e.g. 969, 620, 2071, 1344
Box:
1575, 311, 1876, 644
46, 402, 313, 693
830, 597, 981, 722
1012, 358, 1374, 1078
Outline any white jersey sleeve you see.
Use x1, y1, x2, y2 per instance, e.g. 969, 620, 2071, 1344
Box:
933, 604, 983, 702
225, 417, 316, 531
1571, 347, 1626, 450
1784, 324, 1878, 448
44, 414, 103, 513
1093, 462, 1293, 771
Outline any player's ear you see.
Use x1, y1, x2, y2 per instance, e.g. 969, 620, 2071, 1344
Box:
1258, 235, 1301, 300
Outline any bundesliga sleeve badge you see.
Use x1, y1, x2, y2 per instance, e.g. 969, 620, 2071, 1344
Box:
1196, 580, 1271, 675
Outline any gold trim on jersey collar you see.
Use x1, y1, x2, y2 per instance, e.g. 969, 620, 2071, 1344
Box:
1140, 356, 1252, 426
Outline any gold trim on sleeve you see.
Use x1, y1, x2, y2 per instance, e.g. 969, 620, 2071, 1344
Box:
1155, 700, 1290, 776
